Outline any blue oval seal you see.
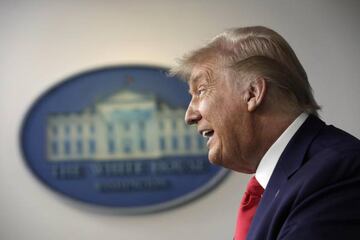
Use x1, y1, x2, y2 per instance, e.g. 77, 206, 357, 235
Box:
21, 65, 229, 213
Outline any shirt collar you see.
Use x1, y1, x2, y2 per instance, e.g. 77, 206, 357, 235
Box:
255, 113, 309, 189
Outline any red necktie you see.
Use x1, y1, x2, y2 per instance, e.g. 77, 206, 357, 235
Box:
234, 176, 264, 240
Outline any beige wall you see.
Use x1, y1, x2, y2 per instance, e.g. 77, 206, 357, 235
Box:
0, 0, 359, 239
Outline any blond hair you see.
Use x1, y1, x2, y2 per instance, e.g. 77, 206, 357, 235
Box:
170, 26, 320, 116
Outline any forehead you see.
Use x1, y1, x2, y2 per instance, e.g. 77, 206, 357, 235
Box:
188, 62, 218, 87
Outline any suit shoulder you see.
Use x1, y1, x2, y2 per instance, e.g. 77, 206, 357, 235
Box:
302, 125, 360, 183
309, 124, 360, 156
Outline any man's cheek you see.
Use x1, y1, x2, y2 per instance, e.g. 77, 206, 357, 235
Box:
198, 102, 209, 116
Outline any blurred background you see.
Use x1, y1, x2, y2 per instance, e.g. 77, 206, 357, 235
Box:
0, 0, 359, 239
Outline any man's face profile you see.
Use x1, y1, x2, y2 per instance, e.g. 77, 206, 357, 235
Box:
184, 65, 257, 173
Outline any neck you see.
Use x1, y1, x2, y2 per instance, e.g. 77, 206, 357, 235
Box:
247, 110, 301, 172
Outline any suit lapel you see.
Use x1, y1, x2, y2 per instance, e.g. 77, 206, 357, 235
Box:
247, 115, 326, 239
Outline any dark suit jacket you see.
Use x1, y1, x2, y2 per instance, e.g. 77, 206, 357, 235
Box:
247, 115, 360, 240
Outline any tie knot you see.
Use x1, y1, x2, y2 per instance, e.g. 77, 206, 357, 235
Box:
245, 176, 264, 197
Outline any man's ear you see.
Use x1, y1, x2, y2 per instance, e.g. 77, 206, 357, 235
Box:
244, 77, 267, 112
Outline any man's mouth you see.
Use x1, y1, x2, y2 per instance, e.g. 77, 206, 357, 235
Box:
200, 129, 215, 146
201, 130, 214, 138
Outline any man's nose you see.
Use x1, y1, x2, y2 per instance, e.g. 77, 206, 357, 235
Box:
185, 103, 201, 125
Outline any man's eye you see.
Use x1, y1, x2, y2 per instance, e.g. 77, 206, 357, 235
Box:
197, 88, 206, 96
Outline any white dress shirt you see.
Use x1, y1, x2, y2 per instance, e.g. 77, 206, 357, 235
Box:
255, 113, 309, 189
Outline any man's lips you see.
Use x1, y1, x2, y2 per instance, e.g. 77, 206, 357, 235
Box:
199, 129, 214, 138
199, 129, 215, 147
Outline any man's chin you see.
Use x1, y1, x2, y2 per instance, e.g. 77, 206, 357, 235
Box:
207, 150, 222, 166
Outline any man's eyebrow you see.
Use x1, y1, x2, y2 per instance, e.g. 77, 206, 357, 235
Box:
188, 74, 202, 94
189, 74, 202, 86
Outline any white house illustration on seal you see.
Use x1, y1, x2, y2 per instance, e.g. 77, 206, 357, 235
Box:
46, 89, 207, 161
